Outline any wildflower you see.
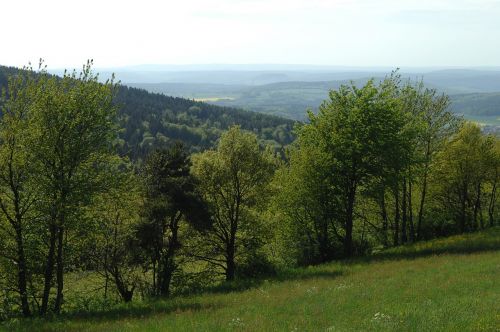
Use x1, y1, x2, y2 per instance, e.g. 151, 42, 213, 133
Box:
335, 283, 351, 290
306, 286, 318, 294
229, 317, 245, 327
371, 312, 392, 322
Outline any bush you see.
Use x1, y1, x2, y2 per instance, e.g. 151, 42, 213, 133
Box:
236, 253, 277, 279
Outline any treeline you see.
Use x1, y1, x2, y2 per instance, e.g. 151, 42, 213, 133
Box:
274, 75, 499, 264
0, 66, 498, 319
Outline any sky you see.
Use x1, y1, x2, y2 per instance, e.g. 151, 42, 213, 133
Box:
1, 0, 500, 69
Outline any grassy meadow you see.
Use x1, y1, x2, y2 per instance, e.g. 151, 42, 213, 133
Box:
3, 227, 499, 332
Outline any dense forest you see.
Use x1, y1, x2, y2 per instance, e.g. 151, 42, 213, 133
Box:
0, 65, 295, 161
114, 87, 295, 160
0, 64, 498, 320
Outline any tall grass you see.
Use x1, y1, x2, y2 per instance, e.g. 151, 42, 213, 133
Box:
4, 227, 499, 331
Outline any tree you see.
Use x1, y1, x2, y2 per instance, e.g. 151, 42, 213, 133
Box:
24, 61, 119, 314
86, 158, 142, 302
137, 142, 209, 296
371, 81, 419, 247
301, 77, 406, 256
433, 123, 498, 233
412, 86, 460, 239
191, 126, 275, 281
0, 66, 39, 317
273, 141, 341, 265
486, 140, 500, 226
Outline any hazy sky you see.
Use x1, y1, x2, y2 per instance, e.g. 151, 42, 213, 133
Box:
1, 0, 500, 69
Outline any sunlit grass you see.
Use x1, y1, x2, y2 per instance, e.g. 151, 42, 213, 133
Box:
194, 96, 236, 102
4, 228, 499, 331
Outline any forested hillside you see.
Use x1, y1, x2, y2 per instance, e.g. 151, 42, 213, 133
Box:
450, 92, 500, 116
114, 86, 295, 159
0, 65, 296, 160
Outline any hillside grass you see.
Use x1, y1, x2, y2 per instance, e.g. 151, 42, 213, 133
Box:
4, 227, 500, 332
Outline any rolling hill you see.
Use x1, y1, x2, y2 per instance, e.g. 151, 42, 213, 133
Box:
450, 92, 500, 116
130, 77, 500, 122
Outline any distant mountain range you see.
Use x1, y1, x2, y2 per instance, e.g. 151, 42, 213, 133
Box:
124, 69, 500, 123
34, 65, 500, 126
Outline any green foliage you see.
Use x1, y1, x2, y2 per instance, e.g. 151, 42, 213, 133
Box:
276, 75, 416, 262
274, 74, 499, 267
0, 64, 40, 317
136, 143, 209, 297
273, 142, 340, 264
191, 126, 276, 281
84, 159, 143, 303
0, 61, 124, 316
430, 122, 499, 234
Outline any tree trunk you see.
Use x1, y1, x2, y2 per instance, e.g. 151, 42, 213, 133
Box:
401, 178, 408, 244
103, 245, 109, 299
417, 170, 428, 240
114, 272, 134, 302
104, 273, 109, 299
473, 182, 482, 229
225, 196, 240, 281
460, 181, 468, 233
393, 182, 400, 246
159, 259, 175, 297
408, 179, 415, 242
226, 222, 237, 281
488, 173, 497, 226
2, 150, 32, 317
15, 226, 31, 317
159, 217, 179, 297
417, 141, 431, 240
344, 181, 356, 257
41, 224, 57, 315
380, 190, 389, 247
318, 219, 330, 262
54, 226, 64, 313
225, 249, 236, 281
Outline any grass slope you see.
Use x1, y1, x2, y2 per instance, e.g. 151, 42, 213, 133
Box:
5, 228, 500, 332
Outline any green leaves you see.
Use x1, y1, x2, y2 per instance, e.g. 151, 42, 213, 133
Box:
276, 73, 467, 261
191, 126, 277, 280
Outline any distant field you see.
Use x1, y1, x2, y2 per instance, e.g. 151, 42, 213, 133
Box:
463, 114, 500, 126
7, 227, 499, 332
194, 97, 236, 102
